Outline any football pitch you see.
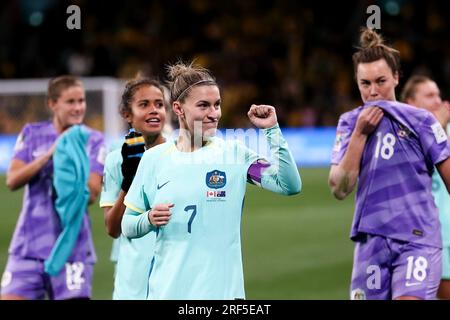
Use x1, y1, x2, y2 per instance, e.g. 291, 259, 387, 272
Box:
0, 168, 355, 299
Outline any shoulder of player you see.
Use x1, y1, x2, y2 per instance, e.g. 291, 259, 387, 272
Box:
81, 125, 104, 142
21, 120, 53, 135
104, 148, 122, 167
338, 106, 362, 127
142, 140, 173, 159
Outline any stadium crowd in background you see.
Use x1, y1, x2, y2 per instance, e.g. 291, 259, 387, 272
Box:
0, 1, 448, 131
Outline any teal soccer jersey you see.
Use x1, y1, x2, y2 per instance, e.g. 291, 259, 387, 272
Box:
124, 138, 261, 300
100, 148, 155, 299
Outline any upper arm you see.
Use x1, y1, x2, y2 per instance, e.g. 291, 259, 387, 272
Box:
331, 114, 353, 166
6, 158, 27, 190
436, 157, 450, 194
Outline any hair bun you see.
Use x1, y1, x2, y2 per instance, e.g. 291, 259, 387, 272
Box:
359, 27, 384, 48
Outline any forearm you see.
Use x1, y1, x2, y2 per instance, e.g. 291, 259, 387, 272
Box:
329, 131, 367, 199
250, 124, 301, 195
6, 156, 50, 190
87, 173, 102, 204
121, 207, 155, 239
104, 191, 126, 238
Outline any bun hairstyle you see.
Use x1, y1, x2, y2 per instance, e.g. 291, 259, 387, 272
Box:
166, 61, 217, 103
352, 27, 401, 78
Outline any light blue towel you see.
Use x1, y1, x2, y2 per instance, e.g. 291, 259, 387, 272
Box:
44, 125, 90, 276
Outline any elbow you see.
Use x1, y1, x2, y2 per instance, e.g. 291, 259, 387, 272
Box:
120, 217, 134, 238
6, 176, 20, 191
88, 190, 100, 205
331, 189, 348, 200
286, 181, 302, 196
281, 176, 302, 196
105, 223, 121, 239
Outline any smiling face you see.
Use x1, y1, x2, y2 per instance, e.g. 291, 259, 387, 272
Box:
173, 85, 221, 139
356, 59, 399, 102
49, 85, 86, 132
124, 85, 166, 137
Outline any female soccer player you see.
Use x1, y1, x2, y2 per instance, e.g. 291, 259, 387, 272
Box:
99, 77, 167, 299
401, 75, 450, 299
121, 61, 301, 299
329, 28, 450, 300
1, 76, 105, 300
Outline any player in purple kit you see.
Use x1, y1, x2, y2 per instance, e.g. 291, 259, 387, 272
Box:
0, 76, 105, 300
328, 28, 450, 300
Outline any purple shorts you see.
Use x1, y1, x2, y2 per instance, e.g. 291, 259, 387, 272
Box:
0, 255, 93, 300
350, 234, 441, 300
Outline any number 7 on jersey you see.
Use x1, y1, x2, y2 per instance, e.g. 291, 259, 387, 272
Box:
184, 205, 197, 233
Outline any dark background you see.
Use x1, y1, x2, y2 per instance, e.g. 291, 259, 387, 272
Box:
0, 0, 448, 128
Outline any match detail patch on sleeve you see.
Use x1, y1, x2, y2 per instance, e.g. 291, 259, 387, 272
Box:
431, 122, 447, 144
333, 132, 343, 152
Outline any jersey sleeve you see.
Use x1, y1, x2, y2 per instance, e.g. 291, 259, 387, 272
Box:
418, 113, 450, 166
12, 124, 32, 163
245, 124, 301, 195
123, 151, 153, 214
88, 130, 106, 175
330, 113, 354, 165
99, 151, 122, 208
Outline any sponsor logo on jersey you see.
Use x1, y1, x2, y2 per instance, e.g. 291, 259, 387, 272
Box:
206, 170, 226, 189
350, 288, 366, 300
405, 281, 421, 287
1, 271, 12, 288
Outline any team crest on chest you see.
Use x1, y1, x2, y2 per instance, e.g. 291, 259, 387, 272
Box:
397, 124, 411, 139
206, 170, 226, 189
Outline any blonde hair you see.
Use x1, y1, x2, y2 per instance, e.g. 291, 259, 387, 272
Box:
166, 61, 217, 103
400, 75, 432, 102
47, 75, 83, 102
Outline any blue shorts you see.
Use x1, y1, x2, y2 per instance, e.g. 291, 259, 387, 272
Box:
0, 255, 93, 300
350, 234, 441, 300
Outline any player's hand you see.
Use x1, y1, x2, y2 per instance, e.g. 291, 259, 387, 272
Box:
148, 203, 174, 227
121, 130, 145, 192
355, 106, 384, 136
247, 104, 278, 129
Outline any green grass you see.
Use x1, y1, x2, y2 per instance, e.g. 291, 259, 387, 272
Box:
0, 168, 355, 299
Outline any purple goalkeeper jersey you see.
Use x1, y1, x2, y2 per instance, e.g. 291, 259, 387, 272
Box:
331, 100, 450, 248
9, 121, 105, 263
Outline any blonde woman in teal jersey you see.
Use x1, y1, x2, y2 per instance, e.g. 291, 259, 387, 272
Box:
122, 61, 301, 299
402, 75, 450, 299
99, 77, 167, 299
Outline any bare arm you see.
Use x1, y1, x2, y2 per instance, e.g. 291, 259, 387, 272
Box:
102, 190, 126, 238
6, 145, 55, 190
437, 157, 450, 194
87, 172, 102, 205
328, 107, 384, 200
